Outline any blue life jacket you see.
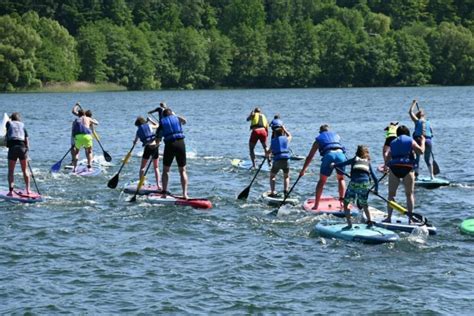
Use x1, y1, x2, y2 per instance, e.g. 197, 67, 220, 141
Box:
316, 131, 344, 156
137, 123, 155, 146
270, 119, 283, 131
271, 136, 290, 161
72, 118, 91, 136
414, 119, 432, 138
389, 135, 415, 166
7, 121, 25, 141
161, 115, 185, 142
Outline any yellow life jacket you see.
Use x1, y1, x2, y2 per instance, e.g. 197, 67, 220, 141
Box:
250, 113, 268, 129
385, 124, 398, 138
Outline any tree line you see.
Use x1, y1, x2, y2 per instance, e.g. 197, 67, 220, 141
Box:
0, 0, 473, 91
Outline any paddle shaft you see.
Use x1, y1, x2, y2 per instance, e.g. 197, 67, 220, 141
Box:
279, 174, 302, 208
130, 157, 153, 202
92, 131, 112, 161
237, 157, 266, 200
27, 161, 41, 195
117, 142, 135, 175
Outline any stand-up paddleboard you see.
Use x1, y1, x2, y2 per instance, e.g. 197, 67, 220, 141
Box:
415, 176, 450, 189
368, 207, 437, 235
314, 222, 399, 244
460, 218, 474, 236
256, 152, 305, 161
64, 157, 112, 170
261, 191, 298, 206
123, 182, 160, 195
0, 113, 9, 147
303, 196, 359, 217
231, 159, 271, 172
147, 193, 212, 209
72, 165, 102, 177
0, 190, 43, 203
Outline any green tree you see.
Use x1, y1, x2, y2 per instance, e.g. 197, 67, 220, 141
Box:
205, 28, 233, 87
76, 22, 108, 83
265, 19, 295, 87
292, 19, 321, 87
103, 0, 132, 26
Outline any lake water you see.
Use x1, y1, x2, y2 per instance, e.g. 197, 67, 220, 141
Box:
1, 87, 473, 314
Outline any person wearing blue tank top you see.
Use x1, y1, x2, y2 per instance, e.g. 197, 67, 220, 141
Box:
300, 124, 347, 210
160, 108, 188, 199
266, 128, 292, 197
409, 100, 434, 179
384, 125, 425, 223
133, 116, 161, 191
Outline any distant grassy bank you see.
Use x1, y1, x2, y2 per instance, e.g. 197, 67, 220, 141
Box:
24, 81, 127, 93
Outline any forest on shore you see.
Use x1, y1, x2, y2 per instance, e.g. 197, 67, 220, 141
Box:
0, 0, 473, 91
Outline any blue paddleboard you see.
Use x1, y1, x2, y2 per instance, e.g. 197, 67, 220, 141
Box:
72, 165, 102, 177
415, 176, 450, 189
314, 222, 399, 244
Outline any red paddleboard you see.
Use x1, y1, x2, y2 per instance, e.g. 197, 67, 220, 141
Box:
147, 193, 212, 209
0, 190, 43, 203
303, 196, 358, 217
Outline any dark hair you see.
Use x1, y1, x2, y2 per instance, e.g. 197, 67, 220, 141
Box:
254, 107, 261, 113
10, 112, 21, 121
163, 108, 173, 117
356, 145, 370, 160
274, 114, 280, 119
77, 109, 85, 117
135, 116, 146, 126
85, 110, 92, 117
319, 124, 329, 133
396, 125, 410, 136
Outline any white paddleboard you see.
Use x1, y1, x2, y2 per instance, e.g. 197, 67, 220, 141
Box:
231, 159, 271, 172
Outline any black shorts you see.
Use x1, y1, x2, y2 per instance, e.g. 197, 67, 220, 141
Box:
390, 165, 413, 178
142, 144, 159, 160
384, 136, 396, 147
163, 138, 186, 167
8, 145, 28, 161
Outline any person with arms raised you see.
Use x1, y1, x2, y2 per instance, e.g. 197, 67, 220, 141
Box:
160, 108, 188, 199
71, 108, 98, 172
409, 100, 434, 179
384, 125, 425, 223
247, 107, 269, 168
300, 124, 347, 210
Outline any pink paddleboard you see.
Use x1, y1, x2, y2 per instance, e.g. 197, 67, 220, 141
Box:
303, 196, 358, 217
0, 190, 43, 203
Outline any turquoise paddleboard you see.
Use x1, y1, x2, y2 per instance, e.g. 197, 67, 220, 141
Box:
314, 222, 399, 244
231, 159, 271, 172
460, 219, 474, 236
415, 176, 450, 189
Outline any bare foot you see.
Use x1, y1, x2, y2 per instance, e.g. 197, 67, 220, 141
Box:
7, 191, 13, 197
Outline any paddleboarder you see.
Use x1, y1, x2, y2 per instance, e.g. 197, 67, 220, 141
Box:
247, 107, 269, 168
133, 116, 161, 192
71, 108, 98, 172
5, 112, 30, 196
331, 145, 379, 229
270, 114, 291, 139
300, 124, 347, 210
160, 108, 188, 199
383, 121, 399, 162
409, 100, 434, 179
384, 125, 425, 223
266, 128, 292, 197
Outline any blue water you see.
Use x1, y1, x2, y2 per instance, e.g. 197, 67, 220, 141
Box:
0, 87, 473, 313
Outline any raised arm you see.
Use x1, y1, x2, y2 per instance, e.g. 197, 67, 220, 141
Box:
72, 102, 81, 116
409, 99, 418, 123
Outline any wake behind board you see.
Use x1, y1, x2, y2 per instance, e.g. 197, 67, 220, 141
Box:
314, 222, 399, 244
147, 193, 212, 209
460, 218, 474, 236
231, 159, 271, 172
415, 176, 450, 189
261, 191, 298, 206
72, 165, 102, 177
256, 152, 305, 161
368, 207, 437, 235
0, 190, 43, 203
303, 196, 359, 217
123, 183, 160, 195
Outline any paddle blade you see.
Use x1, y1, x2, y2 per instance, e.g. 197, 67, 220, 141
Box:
107, 174, 119, 189
237, 186, 250, 200
50, 161, 61, 173
433, 159, 440, 175
388, 200, 408, 214
104, 151, 112, 162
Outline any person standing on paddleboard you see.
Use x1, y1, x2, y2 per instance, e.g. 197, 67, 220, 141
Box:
160, 108, 188, 199
133, 116, 161, 191
384, 125, 425, 223
331, 145, 379, 229
71, 108, 98, 172
247, 107, 269, 168
5, 112, 31, 196
300, 124, 347, 210
383, 121, 399, 162
270, 114, 291, 139
266, 127, 292, 197
409, 100, 434, 180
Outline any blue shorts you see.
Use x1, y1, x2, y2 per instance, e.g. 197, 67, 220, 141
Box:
320, 151, 346, 177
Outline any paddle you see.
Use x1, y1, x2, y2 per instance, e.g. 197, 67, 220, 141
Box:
51, 148, 72, 173
335, 167, 427, 224
267, 174, 302, 216
107, 142, 136, 189
27, 161, 41, 195
129, 157, 153, 202
237, 157, 267, 200
92, 130, 112, 162
432, 151, 440, 175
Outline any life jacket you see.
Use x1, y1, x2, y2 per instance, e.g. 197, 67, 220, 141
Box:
271, 136, 290, 161
72, 117, 91, 136
161, 115, 185, 142
385, 124, 398, 138
351, 156, 370, 174
389, 135, 415, 167
137, 123, 155, 146
6, 121, 25, 141
316, 131, 344, 156
414, 119, 432, 138
270, 119, 283, 131
250, 113, 268, 129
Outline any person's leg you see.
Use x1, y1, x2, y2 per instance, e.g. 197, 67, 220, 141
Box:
344, 201, 352, 228
385, 172, 400, 222
269, 172, 276, 195
283, 171, 289, 193
313, 175, 328, 210
19, 159, 30, 194
336, 173, 346, 206
403, 172, 415, 223
424, 141, 433, 179
140, 158, 148, 179
86, 147, 92, 168
178, 166, 188, 199
153, 158, 161, 190
363, 205, 372, 226
249, 141, 257, 168
161, 165, 170, 197
162, 142, 174, 196
8, 159, 16, 195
